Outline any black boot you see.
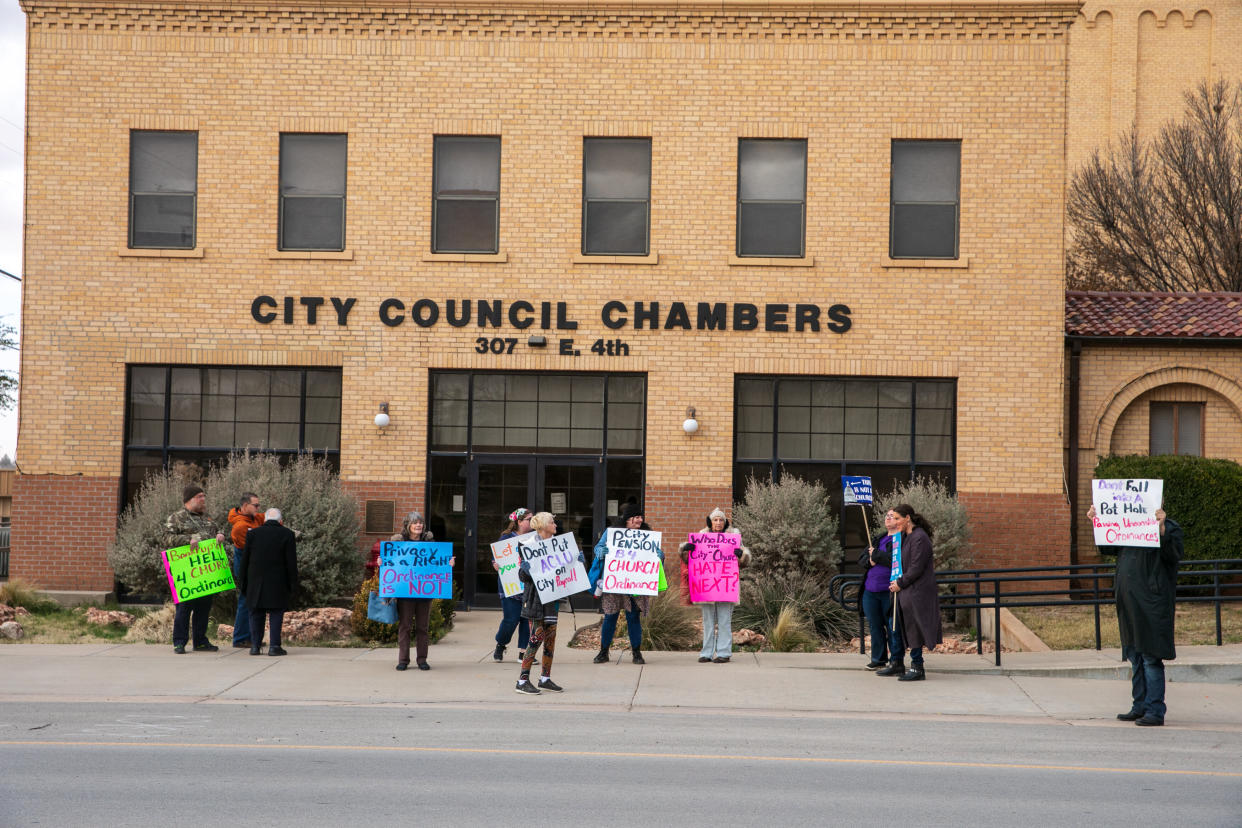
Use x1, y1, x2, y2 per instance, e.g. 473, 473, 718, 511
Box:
875, 660, 905, 677
898, 664, 926, 681
493, 643, 505, 662
593, 648, 610, 664
632, 649, 646, 665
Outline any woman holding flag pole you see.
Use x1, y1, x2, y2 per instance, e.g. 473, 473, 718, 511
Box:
883, 503, 942, 681
860, 509, 901, 670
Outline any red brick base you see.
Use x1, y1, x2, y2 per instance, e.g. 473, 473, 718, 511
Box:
10, 475, 120, 591
957, 490, 1072, 569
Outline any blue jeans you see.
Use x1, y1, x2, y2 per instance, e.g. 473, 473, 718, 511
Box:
699, 602, 734, 659
495, 594, 530, 651
1126, 648, 1166, 720
600, 605, 642, 651
861, 589, 892, 664
232, 548, 251, 645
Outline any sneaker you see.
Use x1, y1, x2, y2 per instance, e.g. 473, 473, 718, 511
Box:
515, 679, 541, 695
1135, 715, 1164, 727
193, 643, 219, 653
538, 678, 564, 693
865, 661, 887, 670
493, 644, 506, 662
173, 645, 186, 654
516, 649, 526, 662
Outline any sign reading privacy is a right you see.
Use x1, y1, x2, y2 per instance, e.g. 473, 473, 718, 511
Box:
1091, 478, 1163, 548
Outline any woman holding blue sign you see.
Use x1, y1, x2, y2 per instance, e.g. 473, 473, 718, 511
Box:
861, 509, 900, 670
884, 504, 941, 682
492, 507, 532, 663
392, 512, 453, 672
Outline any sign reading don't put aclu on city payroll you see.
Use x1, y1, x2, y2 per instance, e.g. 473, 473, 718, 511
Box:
162, 538, 235, 604
519, 532, 589, 604
1091, 478, 1164, 548
603, 528, 662, 596
379, 541, 455, 599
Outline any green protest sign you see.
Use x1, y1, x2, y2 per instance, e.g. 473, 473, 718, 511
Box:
161, 538, 235, 604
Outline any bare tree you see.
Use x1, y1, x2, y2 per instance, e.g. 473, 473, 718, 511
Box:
0, 322, 15, 412
1068, 79, 1242, 292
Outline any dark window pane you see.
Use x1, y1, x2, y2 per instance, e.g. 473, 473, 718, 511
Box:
811, 381, 844, 406
236, 370, 269, 396
170, 369, 201, 394
782, 381, 811, 406
877, 434, 911, 461
270, 396, 300, 423
169, 420, 199, 446
584, 201, 648, 255
434, 372, 470, 400
130, 392, 164, 420
739, 139, 805, 200
237, 396, 269, 422
131, 131, 196, 192
584, 139, 650, 199
131, 367, 167, 395
812, 407, 844, 433
282, 197, 345, 251
608, 402, 643, 430
777, 433, 810, 459
777, 405, 810, 433
737, 379, 774, 406
917, 382, 955, 408
1150, 404, 1175, 455
435, 137, 500, 195
131, 194, 195, 248
608, 376, 645, 404
305, 396, 340, 423
916, 408, 953, 436
201, 421, 234, 446
738, 202, 803, 257
169, 394, 199, 420
737, 405, 773, 432
434, 199, 498, 253
845, 434, 877, 459
810, 433, 843, 460
878, 408, 911, 434
540, 401, 571, 428
892, 204, 957, 258
916, 434, 952, 463
236, 422, 268, 448
473, 400, 505, 428
204, 369, 236, 395
280, 134, 347, 194
892, 141, 959, 202
506, 374, 539, 401
271, 371, 301, 396
539, 375, 572, 401
1177, 405, 1202, 456
269, 423, 300, 449
306, 370, 342, 397
433, 399, 468, 428
572, 375, 605, 402
571, 402, 603, 429
202, 395, 234, 420
736, 433, 771, 459
129, 419, 164, 445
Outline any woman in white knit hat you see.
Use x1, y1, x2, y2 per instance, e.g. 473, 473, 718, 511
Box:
678, 508, 749, 663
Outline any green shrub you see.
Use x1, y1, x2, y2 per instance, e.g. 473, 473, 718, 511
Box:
1093, 455, 1242, 561
733, 473, 841, 585
349, 575, 456, 645
734, 572, 855, 643
0, 578, 60, 614
872, 476, 974, 572
108, 452, 362, 608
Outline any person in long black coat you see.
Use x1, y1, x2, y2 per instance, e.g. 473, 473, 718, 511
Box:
1088, 504, 1183, 726
238, 508, 299, 657
884, 503, 942, 682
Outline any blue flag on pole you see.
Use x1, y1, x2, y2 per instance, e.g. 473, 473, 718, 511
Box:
841, 475, 873, 506
890, 531, 903, 582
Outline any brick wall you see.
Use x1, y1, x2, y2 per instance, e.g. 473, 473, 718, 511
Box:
341, 479, 427, 563
10, 475, 119, 591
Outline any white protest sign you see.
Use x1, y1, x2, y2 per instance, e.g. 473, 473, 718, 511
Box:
491, 531, 535, 598
1091, 478, 1164, 548
602, 527, 662, 596
518, 532, 589, 604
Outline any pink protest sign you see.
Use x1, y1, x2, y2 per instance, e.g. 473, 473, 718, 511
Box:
687, 532, 741, 603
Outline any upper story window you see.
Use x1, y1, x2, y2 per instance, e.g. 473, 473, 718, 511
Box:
279, 133, 347, 251
1150, 402, 1203, 456
433, 136, 500, 254
582, 138, 651, 256
736, 139, 806, 258
890, 140, 960, 259
129, 130, 197, 249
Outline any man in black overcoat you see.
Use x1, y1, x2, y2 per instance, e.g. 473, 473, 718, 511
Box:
1089, 504, 1184, 726
238, 507, 299, 657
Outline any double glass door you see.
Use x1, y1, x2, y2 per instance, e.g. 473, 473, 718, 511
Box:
465, 456, 603, 607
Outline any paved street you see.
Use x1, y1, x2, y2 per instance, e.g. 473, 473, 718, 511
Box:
2, 611, 1241, 826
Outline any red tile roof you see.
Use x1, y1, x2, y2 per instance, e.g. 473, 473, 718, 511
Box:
1066, 291, 1242, 339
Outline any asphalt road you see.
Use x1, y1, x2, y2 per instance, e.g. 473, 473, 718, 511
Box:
2, 701, 1240, 827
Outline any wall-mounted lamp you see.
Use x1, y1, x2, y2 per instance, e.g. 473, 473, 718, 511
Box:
374, 402, 391, 429
683, 406, 699, 434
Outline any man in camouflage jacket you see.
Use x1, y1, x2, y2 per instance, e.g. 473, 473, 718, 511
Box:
165, 485, 227, 654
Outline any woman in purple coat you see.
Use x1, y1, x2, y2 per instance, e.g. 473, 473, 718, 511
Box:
861, 508, 900, 670
886, 503, 942, 682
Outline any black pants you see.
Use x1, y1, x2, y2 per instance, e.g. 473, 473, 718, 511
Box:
172, 595, 213, 647
397, 599, 432, 666
249, 609, 286, 648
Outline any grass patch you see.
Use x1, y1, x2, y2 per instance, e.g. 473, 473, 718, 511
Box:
1012, 603, 1242, 650
4, 606, 160, 645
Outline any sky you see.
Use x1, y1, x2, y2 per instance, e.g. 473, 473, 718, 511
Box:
0, 1, 24, 462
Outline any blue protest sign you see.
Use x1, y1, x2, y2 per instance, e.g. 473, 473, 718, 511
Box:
378, 541, 454, 599
842, 475, 873, 505
890, 531, 903, 582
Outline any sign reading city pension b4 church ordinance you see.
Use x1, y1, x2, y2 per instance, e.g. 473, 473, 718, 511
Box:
379, 541, 454, 599
687, 532, 740, 603
603, 528, 662, 596
1091, 479, 1164, 548
162, 539, 235, 604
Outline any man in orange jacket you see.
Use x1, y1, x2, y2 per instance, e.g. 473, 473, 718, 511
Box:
227, 492, 264, 648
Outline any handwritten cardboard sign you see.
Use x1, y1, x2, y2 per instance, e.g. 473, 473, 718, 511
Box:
687, 532, 740, 603
842, 475, 873, 506
378, 541, 454, 599
491, 532, 534, 598
162, 538, 235, 604
1091, 478, 1164, 548
519, 532, 589, 604
602, 528, 662, 596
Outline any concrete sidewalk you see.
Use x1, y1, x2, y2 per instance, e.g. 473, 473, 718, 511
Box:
3, 610, 1240, 729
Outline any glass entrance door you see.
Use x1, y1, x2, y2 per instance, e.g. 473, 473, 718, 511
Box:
466, 457, 603, 607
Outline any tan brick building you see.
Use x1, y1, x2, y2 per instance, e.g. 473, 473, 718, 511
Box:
12, 0, 1084, 602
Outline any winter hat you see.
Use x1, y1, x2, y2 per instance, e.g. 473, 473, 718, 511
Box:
182, 485, 204, 504
620, 502, 644, 522
708, 507, 727, 522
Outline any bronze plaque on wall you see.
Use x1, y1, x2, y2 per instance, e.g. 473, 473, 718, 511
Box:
364, 500, 395, 535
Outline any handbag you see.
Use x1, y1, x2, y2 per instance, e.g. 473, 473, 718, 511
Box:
366, 590, 398, 624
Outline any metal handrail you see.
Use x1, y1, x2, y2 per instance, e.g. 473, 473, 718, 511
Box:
831, 558, 1242, 666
